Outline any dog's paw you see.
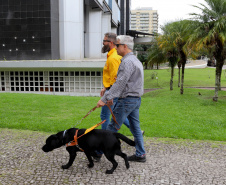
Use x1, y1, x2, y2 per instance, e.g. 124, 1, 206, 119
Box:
88, 163, 94, 168
126, 162, 130, 169
61, 164, 70, 169
105, 169, 113, 174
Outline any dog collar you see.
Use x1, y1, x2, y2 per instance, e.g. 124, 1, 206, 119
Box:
63, 130, 67, 138
62, 130, 67, 144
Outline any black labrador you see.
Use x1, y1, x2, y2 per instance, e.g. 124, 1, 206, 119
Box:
42, 128, 135, 174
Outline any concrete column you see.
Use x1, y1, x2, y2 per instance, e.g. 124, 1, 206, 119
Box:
59, 0, 84, 60
101, 13, 111, 58
111, 28, 117, 33
50, 0, 59, 59
85, 9, 102, 58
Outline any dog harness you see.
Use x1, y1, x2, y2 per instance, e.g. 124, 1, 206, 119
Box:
65, 120, 106, 151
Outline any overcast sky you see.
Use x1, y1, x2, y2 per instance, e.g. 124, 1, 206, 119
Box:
131, 0, 207, 30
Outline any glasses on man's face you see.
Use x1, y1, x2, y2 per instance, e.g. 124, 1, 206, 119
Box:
116, 44, 125, 47
103, 40, 111, 43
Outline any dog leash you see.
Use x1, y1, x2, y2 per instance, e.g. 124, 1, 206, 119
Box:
75, 104, 120, 131
106, 104, 120, 130
74, 106, 98, 127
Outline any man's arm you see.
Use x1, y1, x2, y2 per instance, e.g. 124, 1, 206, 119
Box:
100, 87, 106, 97
101, 60, 134, 103
109, 57, 120, 86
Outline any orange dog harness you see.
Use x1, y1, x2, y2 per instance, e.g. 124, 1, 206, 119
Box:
66, 120, 106, 151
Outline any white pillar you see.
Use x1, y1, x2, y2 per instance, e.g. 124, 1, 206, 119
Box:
111, 28, 117, 33
86, 10, 102, 58
59, 0, 84, 60
101, 13, 111, 58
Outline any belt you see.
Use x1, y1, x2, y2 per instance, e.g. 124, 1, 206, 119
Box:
119, 96, 139, 99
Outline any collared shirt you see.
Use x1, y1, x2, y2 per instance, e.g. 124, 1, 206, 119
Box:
103, 48, 122, 88
101, 52, 144, 103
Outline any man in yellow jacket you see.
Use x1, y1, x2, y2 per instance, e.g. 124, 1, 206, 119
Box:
100, 32, 130, 130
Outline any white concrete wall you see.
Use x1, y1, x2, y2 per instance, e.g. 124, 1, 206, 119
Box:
59, 0, 84, 60
111, 28, 117, 33
101, 13, 111, 58
58, 0, 119, 60
87, 10, 103, 58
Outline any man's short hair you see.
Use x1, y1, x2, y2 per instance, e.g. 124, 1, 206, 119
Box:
105, 32, 117, 43
116, 35, 134, 50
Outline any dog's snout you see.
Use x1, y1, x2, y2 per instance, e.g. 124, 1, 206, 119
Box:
42, 145, 48, 152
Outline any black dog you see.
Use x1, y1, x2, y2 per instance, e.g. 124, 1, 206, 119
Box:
42, 128, 135, 174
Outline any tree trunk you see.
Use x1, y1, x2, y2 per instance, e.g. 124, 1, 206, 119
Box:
213, 39, 225, 101
179, 51, 186, 95
170, 67, 174, 90
157, 63, 159, 70
180, 63, 185, 94
218, 62, 224, 91
144, 62, 148, 69
178, 67, 181, 87
213, 60, 224, 101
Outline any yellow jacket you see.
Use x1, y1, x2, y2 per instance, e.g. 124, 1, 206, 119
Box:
103, 48, 122, 88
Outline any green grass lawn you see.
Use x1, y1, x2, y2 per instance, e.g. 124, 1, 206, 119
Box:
144, 68, 226, 89
0, 68, 226, 141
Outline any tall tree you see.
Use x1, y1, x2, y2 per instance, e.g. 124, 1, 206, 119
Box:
160, 21, 193, 92
188, 0, 226, 101
157, 31, 179, 90
134, 44, 151, 69
147, 39, 166, 70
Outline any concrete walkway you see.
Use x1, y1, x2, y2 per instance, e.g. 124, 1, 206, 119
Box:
0, 128, 225, 185
159, 59, 226, 69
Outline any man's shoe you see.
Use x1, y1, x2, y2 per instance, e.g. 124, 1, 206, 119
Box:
128, 154, 146, 162
92, 154, 102, 162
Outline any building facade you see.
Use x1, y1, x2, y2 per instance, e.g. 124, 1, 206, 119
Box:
0, 0, 131, 96
131, 7, 158, 34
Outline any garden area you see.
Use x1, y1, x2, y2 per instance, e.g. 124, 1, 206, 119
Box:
1, 67, 226, 141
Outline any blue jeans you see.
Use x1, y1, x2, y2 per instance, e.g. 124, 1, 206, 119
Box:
100, 97, 130, 130
107, 97, 145, 157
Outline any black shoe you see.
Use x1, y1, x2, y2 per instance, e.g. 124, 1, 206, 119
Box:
128, 154, 146, 162
92, 154, 102, 162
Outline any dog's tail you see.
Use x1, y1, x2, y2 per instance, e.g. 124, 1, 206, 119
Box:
114, 133, 135, 146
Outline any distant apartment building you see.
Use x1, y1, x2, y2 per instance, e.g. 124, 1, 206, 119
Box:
0, 0, 131, 96
131, 7, 158, 34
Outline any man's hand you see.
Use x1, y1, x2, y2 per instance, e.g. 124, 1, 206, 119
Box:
97, 99, 105, 108
100, 87, 106, 97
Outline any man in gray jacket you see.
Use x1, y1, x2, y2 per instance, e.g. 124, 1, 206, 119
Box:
97, 35, 146, 162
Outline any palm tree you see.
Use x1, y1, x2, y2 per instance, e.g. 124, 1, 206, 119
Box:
160, 20, 193, 93
147, 39, 166, 70
188, 0, 226, 101
157, 31, 179, 90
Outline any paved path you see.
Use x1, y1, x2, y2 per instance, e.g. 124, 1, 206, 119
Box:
0, 128, 225, 185
159, 59, 226, 69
